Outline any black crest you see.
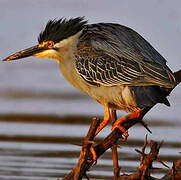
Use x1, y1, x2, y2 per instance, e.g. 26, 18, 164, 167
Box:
38, 17, 87, 44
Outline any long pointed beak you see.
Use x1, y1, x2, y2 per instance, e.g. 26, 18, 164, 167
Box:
3, 45, 49, 61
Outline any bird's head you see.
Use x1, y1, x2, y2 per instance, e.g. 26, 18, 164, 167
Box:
3, 17, 87, 62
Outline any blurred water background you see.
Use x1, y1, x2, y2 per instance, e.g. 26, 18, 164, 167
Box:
0, 0, 181, 179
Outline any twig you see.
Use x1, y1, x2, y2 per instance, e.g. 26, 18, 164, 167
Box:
172, 162, 176, 180
140, 120, 152, 133
119, 138, 171, 180
134, 135, 148, 173
140, 140, 160, 179
162, 159, 181, 180
111, 109, 120, 180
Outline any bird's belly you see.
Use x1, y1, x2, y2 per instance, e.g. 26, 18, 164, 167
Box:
87, 85, 139, 112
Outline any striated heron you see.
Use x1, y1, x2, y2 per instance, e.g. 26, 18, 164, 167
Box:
3, 17, 179, 151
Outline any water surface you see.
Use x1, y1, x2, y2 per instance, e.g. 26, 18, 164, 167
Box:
0, 1, 181, 179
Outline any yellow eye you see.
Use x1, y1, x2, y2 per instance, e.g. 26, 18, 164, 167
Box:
47, 41, 54, 48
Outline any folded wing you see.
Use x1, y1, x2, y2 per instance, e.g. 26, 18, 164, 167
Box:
75, 23, 176, 88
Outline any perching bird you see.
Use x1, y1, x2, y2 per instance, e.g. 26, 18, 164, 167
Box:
3, 17, 179, 143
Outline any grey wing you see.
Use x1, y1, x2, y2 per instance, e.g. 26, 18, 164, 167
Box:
75, 53, 175, 87
75, 54, 142, 86
76, 23, 177, 88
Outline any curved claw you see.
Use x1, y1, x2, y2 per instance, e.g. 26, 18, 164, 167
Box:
112, 110, 142, 141
112, 124, 129, 141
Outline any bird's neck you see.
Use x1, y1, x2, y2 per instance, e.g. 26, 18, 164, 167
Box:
55, 31, 82, 64
58, 46, 77, 85
56, 31, 87, 91
57, 31, 81, 72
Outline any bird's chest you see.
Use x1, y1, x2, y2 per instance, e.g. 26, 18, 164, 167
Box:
58, 48, 138, 112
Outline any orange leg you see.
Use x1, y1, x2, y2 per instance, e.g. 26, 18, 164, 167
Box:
112, 109, 142, 141
95, 106, 110, 136
89, 107, 110, 163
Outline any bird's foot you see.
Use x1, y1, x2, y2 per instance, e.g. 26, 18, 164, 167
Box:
87, 145, 97, 165
112, 121, 129, 141
112, 109, 142, 141
90, 145, 97, 164
83, 140, 97, 164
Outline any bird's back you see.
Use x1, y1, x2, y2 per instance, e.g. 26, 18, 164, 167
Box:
76, 22, 177, 88
80, 23, 167, 66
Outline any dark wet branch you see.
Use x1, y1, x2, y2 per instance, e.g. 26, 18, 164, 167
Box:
63, 117, 100, 180
63, 112, 181, 180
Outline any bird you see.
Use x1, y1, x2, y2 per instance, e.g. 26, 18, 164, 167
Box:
3, 17, 179, 152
